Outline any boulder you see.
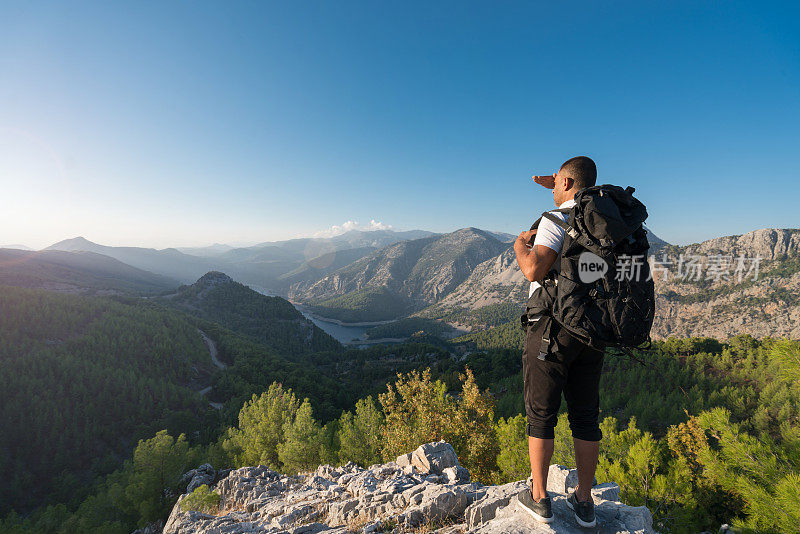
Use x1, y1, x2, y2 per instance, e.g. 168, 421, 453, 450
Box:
592, 482, 621, 503
545, 464, 578, 494
410, 440, 460, 475
180, 463, 217, 493
465, 480, 527, 528
396, 452, 413, 467
441, 465, 470, 484
398, 483, 485, 527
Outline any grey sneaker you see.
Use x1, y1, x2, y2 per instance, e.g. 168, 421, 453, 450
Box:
516, 488, 553, 524
566, 489, 596, 528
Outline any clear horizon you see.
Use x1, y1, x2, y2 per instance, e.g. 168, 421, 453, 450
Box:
2, 2, 799, 250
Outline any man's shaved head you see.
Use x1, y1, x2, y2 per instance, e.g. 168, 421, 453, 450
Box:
559, 156, 597, 190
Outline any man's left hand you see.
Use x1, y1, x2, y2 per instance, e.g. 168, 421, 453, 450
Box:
517, 229, 537, 246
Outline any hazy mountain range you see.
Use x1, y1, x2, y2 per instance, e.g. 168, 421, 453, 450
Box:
0, 247, 177, 295
43, 229, 439, 292
5, 224, 799, 340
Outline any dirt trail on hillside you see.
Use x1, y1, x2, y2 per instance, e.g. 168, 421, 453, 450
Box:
198, 329, 226, 369
196, 329, 225, 410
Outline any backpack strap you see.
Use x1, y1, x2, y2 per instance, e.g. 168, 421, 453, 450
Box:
538, 316, 554, 360
530, 207, 571, 232
540, 211, 610, 258
540, 211, 579, 239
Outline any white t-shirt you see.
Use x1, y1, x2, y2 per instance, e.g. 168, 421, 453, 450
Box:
528, 198, 576, 297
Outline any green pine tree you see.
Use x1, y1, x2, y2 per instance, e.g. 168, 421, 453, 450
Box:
696, 407, 800, 532
494, 414, 528, 483
124, 430, 190, 525
337, 396, 384, 467
221, 383, 299, 469
277, 400, 323, 474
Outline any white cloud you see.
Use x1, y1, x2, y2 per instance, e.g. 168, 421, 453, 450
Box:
313, 219, 393, 238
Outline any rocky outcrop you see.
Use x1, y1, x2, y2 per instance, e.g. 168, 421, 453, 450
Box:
651, 228, 800, 339
164, 441, 656, 534
682, 228, 800, 261
180, 463, 218, 493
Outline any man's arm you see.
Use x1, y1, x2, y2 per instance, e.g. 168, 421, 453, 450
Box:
514, 230, 559, 282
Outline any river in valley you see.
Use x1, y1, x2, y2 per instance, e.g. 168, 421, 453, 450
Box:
251, 287, 376, 344
295, 306, 372, 343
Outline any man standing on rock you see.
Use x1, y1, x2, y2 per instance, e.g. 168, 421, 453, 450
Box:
512, 156, 603, 528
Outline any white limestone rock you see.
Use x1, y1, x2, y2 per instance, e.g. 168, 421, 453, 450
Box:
473, 490, 655, 533
465, 480, 528, 528
545, 464, 578, 494
181, 463, 217, 493
163, 440, 657, 534
441, 465, 471, 484
410, 440, 460, 475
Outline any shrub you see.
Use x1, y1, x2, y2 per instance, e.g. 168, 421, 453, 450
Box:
180, 485, 220, 514
379, 368, 498, 483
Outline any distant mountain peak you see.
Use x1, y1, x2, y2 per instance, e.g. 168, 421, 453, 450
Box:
194, 271, 234, 287
644, 226, 669, 248
46, 236, 100, 251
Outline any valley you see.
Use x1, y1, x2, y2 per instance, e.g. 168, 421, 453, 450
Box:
2, 224, 799, 533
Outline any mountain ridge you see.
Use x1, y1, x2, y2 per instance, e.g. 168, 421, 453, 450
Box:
46, 236, 217, 284
289, 228, 511, 321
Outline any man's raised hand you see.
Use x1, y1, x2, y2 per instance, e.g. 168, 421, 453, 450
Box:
533, 173, 556, 189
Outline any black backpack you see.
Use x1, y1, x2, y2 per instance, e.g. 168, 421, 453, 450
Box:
522, 184, 655, 351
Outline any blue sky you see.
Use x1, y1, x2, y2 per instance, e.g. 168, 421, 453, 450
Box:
1, 1, 798, 249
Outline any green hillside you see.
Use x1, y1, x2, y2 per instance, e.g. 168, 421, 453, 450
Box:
306, 285, 412, 322
0, 278, 438, 519
363, 317, 452, 339
7, 331, 799, 533
160, 272, 342, 354
0, 286, 212, 515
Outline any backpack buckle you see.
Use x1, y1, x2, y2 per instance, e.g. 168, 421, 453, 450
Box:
538, 337, 550, 360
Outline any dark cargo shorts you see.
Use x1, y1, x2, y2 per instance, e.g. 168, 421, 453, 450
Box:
522, 316, 605, 441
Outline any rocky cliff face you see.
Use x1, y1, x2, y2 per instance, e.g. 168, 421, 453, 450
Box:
164, 441, 655, 534
680, 228, 800, 260
427, 248, 528, 312
651, 228, 800, 339
418, 228, 800, 340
